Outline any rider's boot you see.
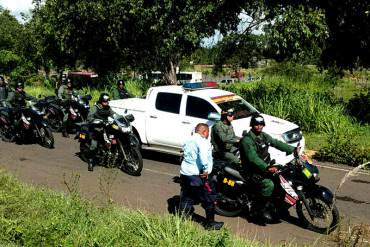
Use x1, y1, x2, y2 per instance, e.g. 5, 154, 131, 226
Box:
204, 208, 224, 230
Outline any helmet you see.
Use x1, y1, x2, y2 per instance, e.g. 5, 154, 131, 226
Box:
99, 92, 110, 103
226, 108, 235, 116
250, 114, 265, 127
117, 79, 124, 86
15, 81, 24, 89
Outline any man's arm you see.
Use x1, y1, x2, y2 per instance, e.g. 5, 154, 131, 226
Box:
198, 139, 213, 175
264, 133, 295, 154
57, 86, 64, 99
87, 106, 97, 122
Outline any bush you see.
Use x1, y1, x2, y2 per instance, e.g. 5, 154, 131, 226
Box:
224, 82, 353, 133
347, 90, 370, 124
316, 128, 370, 166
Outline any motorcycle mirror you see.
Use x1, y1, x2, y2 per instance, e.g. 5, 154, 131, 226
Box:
207, 112, 221, 121
125, 114, 135, 122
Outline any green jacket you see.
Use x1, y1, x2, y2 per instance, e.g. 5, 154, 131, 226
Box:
6, 90, 34, 108
112, 87, 130, 100
240, 130, 294, 174
211, 120, 239, 152
57, 85, 73, 100
87, 103, 115, 122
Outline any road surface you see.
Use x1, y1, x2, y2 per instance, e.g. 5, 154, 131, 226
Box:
1, 135, 369, 245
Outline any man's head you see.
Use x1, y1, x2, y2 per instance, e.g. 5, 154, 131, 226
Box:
221, 108, 235, 124
0, 76, 5, 86
66, 79, 72, 89
195, 123, 209, 139
15, 81, 24, 92
250, 114, 265, 134
99, 92, 110, 108
117, 80, 124, 89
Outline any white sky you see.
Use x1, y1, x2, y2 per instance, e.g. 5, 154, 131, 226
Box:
0, 0, 34, 21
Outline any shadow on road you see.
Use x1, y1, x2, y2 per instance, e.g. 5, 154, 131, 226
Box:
142, 150, 181, 166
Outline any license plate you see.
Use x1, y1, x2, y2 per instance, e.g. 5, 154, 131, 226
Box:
79, 133, 86, 139
223, 177, 235, 187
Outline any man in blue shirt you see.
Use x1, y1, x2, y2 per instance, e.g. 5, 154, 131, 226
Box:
179, 123, 224, 230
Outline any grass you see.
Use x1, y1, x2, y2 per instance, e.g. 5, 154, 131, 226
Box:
0, 169, 267, 247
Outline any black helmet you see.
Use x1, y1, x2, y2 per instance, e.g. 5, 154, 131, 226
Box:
250, 114, 265, 127
15, 81, 24, 89
99, 92, 110, 103
117, 79, 124, 86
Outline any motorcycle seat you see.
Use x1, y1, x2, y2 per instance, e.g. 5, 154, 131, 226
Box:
224, 166, 246, 182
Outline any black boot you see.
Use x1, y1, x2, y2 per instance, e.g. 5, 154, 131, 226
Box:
88, 158, 94, 171
204, 210, 224, 230
62, 128, 69, 138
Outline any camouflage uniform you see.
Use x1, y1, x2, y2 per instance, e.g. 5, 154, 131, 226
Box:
211, 120, 240, 166
239, 130, 294, 197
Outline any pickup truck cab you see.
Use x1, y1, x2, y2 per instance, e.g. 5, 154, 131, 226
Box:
110, 82, 305, 165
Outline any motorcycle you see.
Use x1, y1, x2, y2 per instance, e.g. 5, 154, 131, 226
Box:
213, 156, 339, 233
62, 93, 91, 134
77, 114, 143, 176
0, 100, 54, 148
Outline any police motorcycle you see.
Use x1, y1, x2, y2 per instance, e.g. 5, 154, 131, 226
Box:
45, 91, 92, 133
212, 155, 339, 233
63, 91, 92, 133
77, 113, 143, 176
32, 95, 63, 131
0, 100, 54, 148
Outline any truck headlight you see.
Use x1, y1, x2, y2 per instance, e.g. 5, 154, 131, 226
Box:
282, 128, 302, 143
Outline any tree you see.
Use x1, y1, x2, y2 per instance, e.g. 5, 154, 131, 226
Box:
263, 5, 328, 64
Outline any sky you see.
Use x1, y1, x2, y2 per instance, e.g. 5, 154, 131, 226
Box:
0, 0, 34, 22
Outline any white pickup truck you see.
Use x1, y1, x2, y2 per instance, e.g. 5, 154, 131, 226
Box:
110, 83, 305, 164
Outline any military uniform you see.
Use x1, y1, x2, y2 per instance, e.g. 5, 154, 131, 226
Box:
112, 87, 130, 100
239, 130, 294, 197
211, 120, 240, 165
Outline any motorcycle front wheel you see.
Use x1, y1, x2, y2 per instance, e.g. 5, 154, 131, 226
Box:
120, 146, 143, 176
38, 126, 54, 149
47, 110, 63, 132
215, 194, 243, 217
296, 196, 339, 234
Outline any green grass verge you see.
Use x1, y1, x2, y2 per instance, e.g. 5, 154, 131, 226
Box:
0, 170, 265, 247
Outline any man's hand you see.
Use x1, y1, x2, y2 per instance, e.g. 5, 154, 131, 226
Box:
200, 171, 209, 179
267, 167, 278, 174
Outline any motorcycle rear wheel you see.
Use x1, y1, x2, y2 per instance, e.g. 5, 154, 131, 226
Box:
296, 196, 339, 234
120, 146, 143, 176
0, 124, 13, 142
39, 126, 54, 149
215, 194, 243, 217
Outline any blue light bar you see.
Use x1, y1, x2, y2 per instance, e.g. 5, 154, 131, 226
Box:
183, 81, 217, 90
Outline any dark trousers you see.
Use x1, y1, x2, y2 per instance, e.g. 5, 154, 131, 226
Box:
179, 175, 216, 221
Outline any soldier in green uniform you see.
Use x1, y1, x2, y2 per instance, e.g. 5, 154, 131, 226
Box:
112, 80, 131, 99
211, 108, 240, 167
57, 79, 75, 137
239, 114, 299, 221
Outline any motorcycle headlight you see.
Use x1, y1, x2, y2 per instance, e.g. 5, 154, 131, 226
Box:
282, 128, 302, 143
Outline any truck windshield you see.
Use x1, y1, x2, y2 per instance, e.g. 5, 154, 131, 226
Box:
217, 99, 258, 120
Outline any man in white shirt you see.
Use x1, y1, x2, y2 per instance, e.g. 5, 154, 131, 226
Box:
179, 123, 224, 230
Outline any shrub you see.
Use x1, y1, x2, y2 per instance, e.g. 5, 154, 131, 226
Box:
314, 127, 370, 166
347, 90, 370, 124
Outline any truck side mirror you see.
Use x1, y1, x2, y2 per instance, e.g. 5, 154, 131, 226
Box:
125, 114, 135, 122
207, 112, 221, 121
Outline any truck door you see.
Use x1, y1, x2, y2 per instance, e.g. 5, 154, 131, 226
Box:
179, 95, 218, 146
146, 92, 183, 147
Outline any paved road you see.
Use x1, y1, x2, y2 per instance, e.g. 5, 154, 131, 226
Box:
1, 135, 369, 245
